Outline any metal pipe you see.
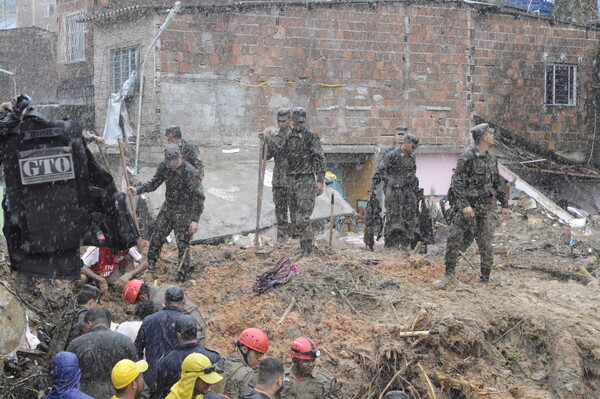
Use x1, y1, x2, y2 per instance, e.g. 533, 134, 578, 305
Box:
0, 68, 17, 96
134, 1, 181, 173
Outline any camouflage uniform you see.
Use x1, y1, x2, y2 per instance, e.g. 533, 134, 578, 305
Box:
212, 353, 256, 399
375, 147, 420, 249
279, 368, 330, 399
363, 194, 383, 251
285, 126, 325, 250
135, 161, 204, 275
179, 139, 204, 179
266, 129, 291, 241
444, 145, 507, 281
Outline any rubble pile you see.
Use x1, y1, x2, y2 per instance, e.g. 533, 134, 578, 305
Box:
2, 197, 600, 398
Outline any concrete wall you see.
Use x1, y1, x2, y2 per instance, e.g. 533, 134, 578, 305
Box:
16, 0, 57, 31
0, 27, 57, 103
55, 0, 96, 106
92, 12, 159, 145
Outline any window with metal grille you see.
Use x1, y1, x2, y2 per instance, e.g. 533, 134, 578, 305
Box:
111, 46, 140, 94
545, 64, 576, 106
60, 11, 85, 63
44, 4, 54, 17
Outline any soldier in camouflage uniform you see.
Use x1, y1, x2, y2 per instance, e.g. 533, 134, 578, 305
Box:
212, 328, 269, 399
433, 123, 509, 289
280, 337, 331, 399
165, 125, 204, 179
126, 144, 204, 282
373, 133, 422, 250
261, 108, 293, 242
285, 107, 325, 256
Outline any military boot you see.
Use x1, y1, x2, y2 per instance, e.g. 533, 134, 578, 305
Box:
480, 268, 491, 284
148, 259, 156, 271
432, 274, 456, 290
300, 240, 313, 257
176, 268, 187, 283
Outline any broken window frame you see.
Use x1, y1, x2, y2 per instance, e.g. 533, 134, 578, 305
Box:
545, 64, 577, 106
110, 45, 141, 94
59, 11, 85, 63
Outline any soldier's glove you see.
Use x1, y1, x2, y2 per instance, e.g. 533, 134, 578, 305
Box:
319, 378, 343, 399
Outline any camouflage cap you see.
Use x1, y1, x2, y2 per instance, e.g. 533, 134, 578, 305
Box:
404, 133, 419, 148
396, 126, 408, 135
165, 125, 182, 138
291, 107, 307, 122
164, 144, 181, 167
470, 123, 495, 142
276, 108, 291, 122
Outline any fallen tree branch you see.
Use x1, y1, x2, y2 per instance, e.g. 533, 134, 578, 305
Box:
417, 362, 437, 399
459, 251, 477, 271
335, 285, 360, 315
277, 297, 297, 325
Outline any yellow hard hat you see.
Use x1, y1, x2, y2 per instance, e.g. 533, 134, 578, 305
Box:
325, 171, 337, 181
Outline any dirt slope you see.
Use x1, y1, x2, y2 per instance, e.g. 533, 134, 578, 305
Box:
3, 206, 600, 399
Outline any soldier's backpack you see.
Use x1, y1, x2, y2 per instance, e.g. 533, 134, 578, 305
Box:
0, 111, 138, 279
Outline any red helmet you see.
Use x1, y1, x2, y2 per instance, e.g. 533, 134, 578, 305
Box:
290, 337, 321, 360
236, 328, 269, 354
123, 279, 143, 304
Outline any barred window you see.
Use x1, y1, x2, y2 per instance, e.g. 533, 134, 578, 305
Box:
60, 11, 85, 63
545, 64, 576, 106
111, 46, 140, 94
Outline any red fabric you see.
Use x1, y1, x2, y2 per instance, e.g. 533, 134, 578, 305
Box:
90, 248, 129, 278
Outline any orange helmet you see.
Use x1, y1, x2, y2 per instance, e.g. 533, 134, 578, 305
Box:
290, 337, 321, 360
236, 328, 269, 354
123, 279, 143, 304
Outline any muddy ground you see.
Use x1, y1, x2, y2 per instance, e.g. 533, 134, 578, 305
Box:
2, 201, 600, 399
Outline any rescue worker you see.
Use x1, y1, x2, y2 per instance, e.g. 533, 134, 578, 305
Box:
126, 144, 204, 282
165, 125, 204, 178
285, 107, 325, 256
166, 353, 225, 399
240, 358, 284, 399
433, 123, 509, 289
49, 285, 100, 356
371, 126, 408, 195
79, 246, 148, 291
212, 328, 270, 399
373, 133, 421, 250
66, 308, 137, 399
110, 359, 148, 399
260, 108, 293, 242
152, 315, 221, 399
134, 286, 187, 391
363, 189, 383, 251
122, 279, 208, 342
115, 300, 156, 343
43, 352, 94, 399
280, 337, 330, 399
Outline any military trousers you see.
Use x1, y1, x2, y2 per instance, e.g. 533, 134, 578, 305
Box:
147, 204, 192, 270
273, 185, 291, 241
287, 174, 316, 242
444, 206, 496, 280
383, 187, 417, 249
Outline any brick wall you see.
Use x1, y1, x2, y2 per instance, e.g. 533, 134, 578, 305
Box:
157, 2, 473, 148
91, 1, 600, 157
473, 10, 600, 153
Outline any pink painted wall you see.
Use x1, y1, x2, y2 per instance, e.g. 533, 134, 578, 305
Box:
415, 153, 460, 196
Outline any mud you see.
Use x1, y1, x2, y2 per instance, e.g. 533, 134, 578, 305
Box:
2, 204, 600, 398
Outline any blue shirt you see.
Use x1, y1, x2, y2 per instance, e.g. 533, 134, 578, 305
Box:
135, 305, 183, 390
